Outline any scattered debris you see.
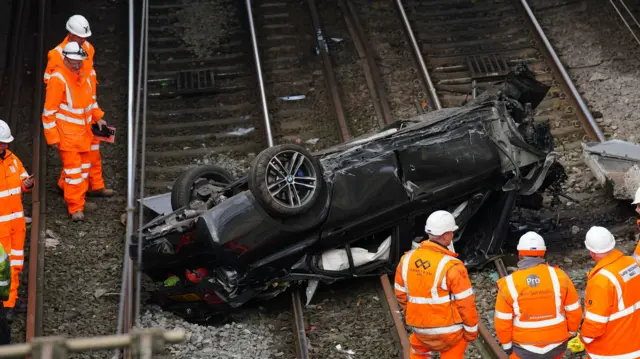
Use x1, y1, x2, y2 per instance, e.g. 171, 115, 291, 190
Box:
93, 288, 107, 298
228, 127, 255, 136
335, 344, 356, 357
45, 237, 60, 249
588, 72, 609, 82
582, 140, 640, 200
279, 95, 306, 101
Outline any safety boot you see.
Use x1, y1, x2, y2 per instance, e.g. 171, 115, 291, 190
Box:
71, 211, 85, 221
89, 188, 114, 197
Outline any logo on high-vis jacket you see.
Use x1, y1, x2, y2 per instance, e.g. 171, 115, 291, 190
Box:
526, 274, 541, 288
415, 259, 431, 270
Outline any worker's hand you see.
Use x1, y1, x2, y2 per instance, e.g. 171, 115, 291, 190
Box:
462, 329, 478, 342
97, 119, 107, 130
52, 143, 59, 148
22, 176, 34, 189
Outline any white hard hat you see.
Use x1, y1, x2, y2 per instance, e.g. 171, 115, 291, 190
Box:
425, 210, 459, 236
517, 231, 546, 256
62, 42, 88, 61
0, 120, 14, 143
66, 15, 92, 38
584, 226, 616, 254
632, 187, 640, 205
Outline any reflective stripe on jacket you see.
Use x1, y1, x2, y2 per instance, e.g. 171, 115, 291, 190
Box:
580, 249, 640, 358
42, 66, 100, 152
0, 150, 30, 236
394, 241, 479, 341
0, 244, 10, 301
494, 260, 582, 355
43, 36, 95, 84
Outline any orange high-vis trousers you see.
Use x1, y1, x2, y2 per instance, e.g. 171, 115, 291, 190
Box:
57, 150, 90, 214
1, 228, 25, 308
409, 333, 468, 359
58, 144, 104, 192
88, 142, 105, 191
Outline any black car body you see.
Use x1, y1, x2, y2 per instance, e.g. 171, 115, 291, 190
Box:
131, 68, 565, 321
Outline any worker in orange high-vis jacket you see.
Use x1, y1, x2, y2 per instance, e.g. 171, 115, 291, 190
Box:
42, 42, 108, 221
394, 210, 479, 359
631, 188, 640, 262
494, 231, 582, 359
580, 226, 640, 358
0, 120, 33, 309
43, 14, 113, 197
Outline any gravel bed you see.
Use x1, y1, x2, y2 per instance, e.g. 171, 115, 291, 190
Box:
140, 303, 294, 359
530, 0, 640, 194
304, 278, 399, 359
37, 1, 129, 355
318, 0, 379, 137
171, 0, 238, 59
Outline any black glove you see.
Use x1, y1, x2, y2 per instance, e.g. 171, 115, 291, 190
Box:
91, 123, 114, 137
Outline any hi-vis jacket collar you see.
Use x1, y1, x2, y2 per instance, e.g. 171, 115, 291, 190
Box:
0, 150, 15, 161
588, 249, 624, 279
420, 240, 459, 258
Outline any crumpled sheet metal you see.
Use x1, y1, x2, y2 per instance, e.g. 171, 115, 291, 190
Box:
318, 103, 501, 178
582, 140, 640, 200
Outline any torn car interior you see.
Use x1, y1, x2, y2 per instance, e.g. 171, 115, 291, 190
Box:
130, 67, 566, 321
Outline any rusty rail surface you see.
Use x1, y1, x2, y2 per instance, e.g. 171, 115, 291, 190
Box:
27, 0, 49, 342
518, 0, 605, 142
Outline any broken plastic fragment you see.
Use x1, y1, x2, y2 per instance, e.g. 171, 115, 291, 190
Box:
45, 237, 60, 249
335, 344, 356, 356
489, 272, 500, 282
306, 279, 319, 306
306, 138, 320, 145
228, 127, 255, 136
164, 275, 180, 287
279, 95, 305, 101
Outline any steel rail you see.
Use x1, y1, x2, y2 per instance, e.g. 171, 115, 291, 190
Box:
26, 0, 49, 342
379, 275, 411, 359
291, 290, 310, 359
395, 0, 441, 110
608, 0, 640, 48
134, 0, 150, 329
246, 0, 275, 147
519, 0, 605, 142
116, 0, 140, 354
340, 0, 394, 127
308, 0, 351, 142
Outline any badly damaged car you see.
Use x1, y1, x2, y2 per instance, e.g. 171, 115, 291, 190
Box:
130, 68, 566, 321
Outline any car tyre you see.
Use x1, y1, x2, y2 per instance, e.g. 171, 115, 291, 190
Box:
171, 165, 235, 210
249, 144, 324, 217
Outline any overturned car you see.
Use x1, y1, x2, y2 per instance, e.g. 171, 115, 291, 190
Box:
131, 68, 566, 321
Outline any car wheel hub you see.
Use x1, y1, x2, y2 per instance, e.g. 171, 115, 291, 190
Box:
265, 150, 318, 209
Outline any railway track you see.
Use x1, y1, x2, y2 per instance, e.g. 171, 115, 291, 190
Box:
8, 0, 607, 358
128, 0, 608, 359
